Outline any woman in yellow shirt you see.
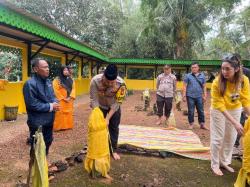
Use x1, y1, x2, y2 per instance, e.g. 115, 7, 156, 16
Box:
53, 66, 75, 131
210, 54, 250, 176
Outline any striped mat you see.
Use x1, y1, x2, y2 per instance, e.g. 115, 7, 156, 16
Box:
118, 125, 210, 160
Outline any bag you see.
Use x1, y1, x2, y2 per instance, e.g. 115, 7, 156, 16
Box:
116, 83, 127, 103
191, 73, 204, 92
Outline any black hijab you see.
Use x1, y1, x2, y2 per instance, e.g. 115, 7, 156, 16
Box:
58, 66, 72, 97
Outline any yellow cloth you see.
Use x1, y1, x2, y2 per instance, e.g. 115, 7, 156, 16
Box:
32, 130, 49, 187
116, 84, 127, 104
84, 107, 110, 177
142, 89, 150, 100
211, 76, 250, 112
168, 111, 176, 127
235, 117, 250, 187
175, 90, 182, 104
53, 78, 76, 131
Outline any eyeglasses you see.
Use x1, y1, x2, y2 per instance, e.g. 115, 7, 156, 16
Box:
222, 54, 241, 64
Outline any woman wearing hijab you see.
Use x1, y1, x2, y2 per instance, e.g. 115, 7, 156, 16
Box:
53, 66, 75, 131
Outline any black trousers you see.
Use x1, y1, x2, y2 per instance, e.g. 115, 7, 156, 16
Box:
156, 94, 173, 118
100, 107, 121, 152
29, 125, 53, 155
235, 112, 247, 147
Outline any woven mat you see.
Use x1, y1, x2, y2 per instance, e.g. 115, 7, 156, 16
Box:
118, 125, 210, 160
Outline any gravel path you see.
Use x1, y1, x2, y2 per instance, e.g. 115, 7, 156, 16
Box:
0, 92, 212, 186
0, 94, 89, 145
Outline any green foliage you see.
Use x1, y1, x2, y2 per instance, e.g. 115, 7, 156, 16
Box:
127, 68, 154, 80
201, 6, 250, 60
204, 0, 241, 12
7, 0, 249, 62
112, 11, 144, 58
9, 0, 123, 55
0, 45, 22, 82
139, 0, 210, 59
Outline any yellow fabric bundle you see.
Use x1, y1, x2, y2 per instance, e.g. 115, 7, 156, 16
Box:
168, 111, 176, 127
235, 117, 250, 187
32, 130, 49, 187
84, 107, 110, 177
116, 84, 127, 104
175, 90, 182, 104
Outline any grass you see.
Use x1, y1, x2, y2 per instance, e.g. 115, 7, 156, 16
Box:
50, 154, 241, 187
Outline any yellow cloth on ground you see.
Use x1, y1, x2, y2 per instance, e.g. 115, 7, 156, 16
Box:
84, 107, 110, 177
235, 117, 250, 187
32, 130, 49, 187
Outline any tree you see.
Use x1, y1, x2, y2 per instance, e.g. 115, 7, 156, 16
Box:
9, 0, 124, 55
139, 0, 210, 59
0, 46, 22, 81
201, 5, 250, 60
112, 10, 144, 58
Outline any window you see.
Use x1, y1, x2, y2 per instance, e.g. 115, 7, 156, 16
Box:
127, 68, 154, 80
82, 63, 89, 78
68, 61, 79, 79
118, 66, 125, 78
0, 45, 22, 82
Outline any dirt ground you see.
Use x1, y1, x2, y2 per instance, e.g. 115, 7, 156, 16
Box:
0, 91, 241, 187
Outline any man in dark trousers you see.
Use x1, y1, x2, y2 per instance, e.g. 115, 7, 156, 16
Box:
90, 64, 126, 160
23, 58, 59, 155
182, 62, 208, 130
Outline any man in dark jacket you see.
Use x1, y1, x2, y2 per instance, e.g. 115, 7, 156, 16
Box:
23, 58, 59, 155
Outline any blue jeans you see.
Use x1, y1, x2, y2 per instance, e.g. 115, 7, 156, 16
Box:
186, 96, 205, 125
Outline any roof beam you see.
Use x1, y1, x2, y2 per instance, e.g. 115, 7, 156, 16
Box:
31, 39, 46, 44
0, 31, 30, 43
67, 52, 79, 65
31, 40, 50, 59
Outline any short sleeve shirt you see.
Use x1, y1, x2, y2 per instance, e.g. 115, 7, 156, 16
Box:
184, 73, 205, 98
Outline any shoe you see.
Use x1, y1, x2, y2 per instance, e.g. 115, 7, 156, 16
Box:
188, 125, 194, 129
211, 168, 223, 176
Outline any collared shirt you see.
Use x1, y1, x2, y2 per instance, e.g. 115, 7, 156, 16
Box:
90, 74, 125, 111
156, 73, 176, 98
184, 72, 205, 98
